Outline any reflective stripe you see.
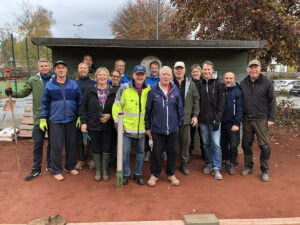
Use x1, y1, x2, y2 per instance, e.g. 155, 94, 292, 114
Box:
124, 111, 145, 117
124, 128, 145, 134
114, 100, 124, 106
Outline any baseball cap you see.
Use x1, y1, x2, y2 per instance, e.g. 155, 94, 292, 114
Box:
133, 65, 146, 74
248, 59, 261, 67
174, 61, 185, 68
54, 60, 67, 68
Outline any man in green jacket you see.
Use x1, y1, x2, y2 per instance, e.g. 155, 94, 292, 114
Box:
5, 58, 53, 181
173, 61, 200, 175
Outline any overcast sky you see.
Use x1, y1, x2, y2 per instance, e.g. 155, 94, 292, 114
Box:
0, 0, 128, 38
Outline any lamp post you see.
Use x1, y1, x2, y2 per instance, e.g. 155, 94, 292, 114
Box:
73, 24, 83, 38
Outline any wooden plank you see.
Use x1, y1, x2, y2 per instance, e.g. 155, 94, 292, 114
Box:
19, 130, 32, 137
24, 105, 32, 111
23, 111, 32, 117
21, 117, 33, 125
20, 124, 34, 130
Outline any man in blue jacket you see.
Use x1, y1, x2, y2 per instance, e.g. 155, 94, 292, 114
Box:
144, 60, 161, 162
221, 72, 243, 175
40, 60, 82, 181
114, 59, 130, 84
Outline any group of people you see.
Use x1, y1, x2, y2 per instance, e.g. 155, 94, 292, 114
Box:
5, 54, 276, 186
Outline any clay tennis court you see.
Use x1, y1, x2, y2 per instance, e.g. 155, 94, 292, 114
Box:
0, 127, 299, 224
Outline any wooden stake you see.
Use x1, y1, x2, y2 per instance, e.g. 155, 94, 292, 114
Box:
4, 69, 21, 176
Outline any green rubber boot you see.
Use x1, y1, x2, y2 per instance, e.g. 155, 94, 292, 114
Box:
102, 153, 110, 181
92, 153, 101, 181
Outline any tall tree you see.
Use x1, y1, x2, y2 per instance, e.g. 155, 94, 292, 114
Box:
110, 0, 189, 40
0, 1, 55, 67
171, 0, 300, 68
17, 0, 56, 38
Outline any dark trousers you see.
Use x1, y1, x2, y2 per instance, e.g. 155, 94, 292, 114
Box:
151, 132, 179, 177
32, 124, 51, 172
109, 129, 117, 165
179, 124, 191, 163
50, 121, 77, 175
190, 125, 204, 152
220, 122, 240, 165
242, 119, 271, 173
76, 129, 92, 161
89, 130, 113, 154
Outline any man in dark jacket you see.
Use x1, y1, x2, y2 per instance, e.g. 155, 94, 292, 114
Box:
240, 59, 276, 182
173, 61, 200, 175
75, 63, 97, 170
221, 72, 243, 175
40, 60, 82, 181
198, 61, 225, 180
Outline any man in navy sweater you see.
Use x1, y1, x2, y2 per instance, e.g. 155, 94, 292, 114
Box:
221, 72, 243, 175
40, 60, 82, 181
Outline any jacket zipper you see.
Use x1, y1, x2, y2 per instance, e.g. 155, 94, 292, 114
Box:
233, 99, 236, 116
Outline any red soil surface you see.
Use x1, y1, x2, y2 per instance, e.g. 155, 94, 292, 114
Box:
0, 127, 299, 223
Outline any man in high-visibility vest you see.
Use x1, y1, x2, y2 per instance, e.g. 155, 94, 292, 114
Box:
112, 65, 151, 185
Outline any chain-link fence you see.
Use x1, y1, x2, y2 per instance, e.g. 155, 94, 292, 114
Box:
0, 78, 299, 130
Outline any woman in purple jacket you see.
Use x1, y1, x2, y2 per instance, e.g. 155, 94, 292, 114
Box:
145, 66, 184, 187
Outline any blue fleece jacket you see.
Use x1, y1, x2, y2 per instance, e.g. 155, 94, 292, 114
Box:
222, 82, 243, 126
146, 74, 160, 87
40, 76, 82, 123
145, 82, 184, 135
120, 73, 130, 84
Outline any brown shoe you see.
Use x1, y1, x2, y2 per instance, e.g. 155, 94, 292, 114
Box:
166, 175, 180, 186
147, 175, 159, 187
53, 174, 64, 181
75, 161, 85, 170
64, 169, 79, 175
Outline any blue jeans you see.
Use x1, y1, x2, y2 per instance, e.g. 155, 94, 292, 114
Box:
123, 135, 145, 176
200, 123, 222, 169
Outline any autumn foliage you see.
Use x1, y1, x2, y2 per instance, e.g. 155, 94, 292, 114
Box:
170, 0, 299, 68
110, 0, 189, 40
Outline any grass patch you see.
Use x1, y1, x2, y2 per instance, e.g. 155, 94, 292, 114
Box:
0, 81, 26, 97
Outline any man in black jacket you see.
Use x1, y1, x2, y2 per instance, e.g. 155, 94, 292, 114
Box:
198, 61, 225, 180
240, 59, 276, 182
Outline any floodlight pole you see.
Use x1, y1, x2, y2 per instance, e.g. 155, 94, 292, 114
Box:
73, 24, 83, 38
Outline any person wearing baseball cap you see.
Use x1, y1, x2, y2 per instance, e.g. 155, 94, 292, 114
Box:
112, 65, 151, 185
239, 59, 276, 182
173, 61, 199, 176
40, 60, 82, 181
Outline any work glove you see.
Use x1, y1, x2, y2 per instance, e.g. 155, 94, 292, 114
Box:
5, 87, 13, 97
39, 119, 48, 132
76, 117, 81, 129
212, 120, 220, 131
82, 132, 92, 145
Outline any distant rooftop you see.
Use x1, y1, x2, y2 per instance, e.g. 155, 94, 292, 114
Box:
31, 38, 267, 49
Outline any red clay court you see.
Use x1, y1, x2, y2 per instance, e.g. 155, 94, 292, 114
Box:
0, 127, 299, 224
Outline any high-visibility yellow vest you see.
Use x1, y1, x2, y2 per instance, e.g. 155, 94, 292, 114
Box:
112, 81, 151, 138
